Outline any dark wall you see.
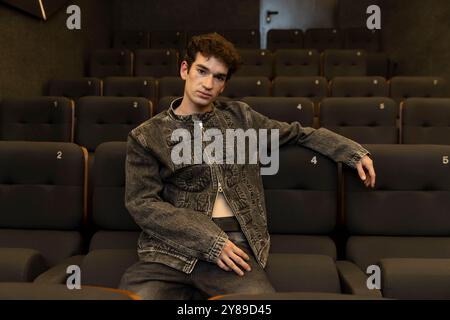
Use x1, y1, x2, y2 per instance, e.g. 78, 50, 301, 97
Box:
112, 0, 260, 31
379, 0, 450, 79
0, 0, 112, 99
338, 0, 380, 28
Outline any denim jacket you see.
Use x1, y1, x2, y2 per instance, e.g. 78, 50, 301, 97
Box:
125, 97, 369, 274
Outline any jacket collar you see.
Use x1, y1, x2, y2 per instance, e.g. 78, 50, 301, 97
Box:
168, 97, 217, 122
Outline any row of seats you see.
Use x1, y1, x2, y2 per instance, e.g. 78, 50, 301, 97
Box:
1, 141, 449, 299
89, 49, 388, 79
2, 96, 450, 145
113, 28, 382, 52
47, 76, 448, 108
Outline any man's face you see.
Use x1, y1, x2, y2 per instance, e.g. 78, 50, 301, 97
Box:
180, 52, 228, 108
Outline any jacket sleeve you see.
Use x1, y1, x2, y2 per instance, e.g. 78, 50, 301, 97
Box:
244, 103, 370, 168
124, 129, 228, 263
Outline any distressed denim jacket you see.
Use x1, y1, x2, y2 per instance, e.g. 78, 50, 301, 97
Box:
125, 97, 370, 274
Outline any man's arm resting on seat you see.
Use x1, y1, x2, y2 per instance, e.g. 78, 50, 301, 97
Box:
246, 104, 376, 187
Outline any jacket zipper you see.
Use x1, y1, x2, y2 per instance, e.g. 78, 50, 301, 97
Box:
199, 121, 233, 217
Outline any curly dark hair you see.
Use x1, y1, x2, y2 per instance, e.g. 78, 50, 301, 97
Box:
183, 32, 242, 81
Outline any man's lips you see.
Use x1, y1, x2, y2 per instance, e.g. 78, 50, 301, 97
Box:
197, 91, 212, 98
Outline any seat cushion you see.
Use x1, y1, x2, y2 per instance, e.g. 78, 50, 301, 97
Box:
0, 230, 83, 267
266, 253, 340, 293
0, 248, 47, 282
381, 258, 450, 299
81, 249, 138, 288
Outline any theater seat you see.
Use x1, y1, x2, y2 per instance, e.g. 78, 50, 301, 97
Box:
150, 30, 186, 52
48, 78, 102, 101
241, 97, 314, 127
319, 97, 398, 144
322, 50, 367, 80
389, 76, 447, 106
272, 76, 328, 118
401, 98, 450, 144
75, 97, 152, 154
344, 28, 381, 52
267, 29, 304, 51
305, 28, 343, 52
103, 77, 157, 105
134, 49, 178, 78
234, 49, 273, 78
330, 77, 388, 98
341, 144, 450, 299
274, 49, 320, 77
89, 49, 133, 78
0, 97, 74, 142
81, 142, 140, 288
262, 145, 342, 293
79, 143, 350, 297
220, 29, 260, 49
221, 77, 271, 99
0, 141, 86, 282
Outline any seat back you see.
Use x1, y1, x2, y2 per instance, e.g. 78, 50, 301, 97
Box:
48, 78, 101, 101
267, 29, 304, 51
320, 97, 398, 144
241, 97, 314, 127
389, 76, 447, 105
344, 28, 381, 52
343, 144, 450, 270
330, 76, 388, 97
221, 77, 271, 99
305, 28, 343, 52
90, 49, 133, 77
75, 97, 151, 152
0, 97, 73, 142
134, 49, 178, 78
235, 49, 273, 78
402, 98, 450, 144
274, 49, 320, 77
323, 50, 367, 80
262, 145, 338, 259
103, 77, 156, 103
0, 141, 85, 266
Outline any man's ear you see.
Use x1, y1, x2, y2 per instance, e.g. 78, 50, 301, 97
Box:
180, 61, 189, 80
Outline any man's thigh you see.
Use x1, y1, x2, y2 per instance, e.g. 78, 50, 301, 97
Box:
192, 232, 276, 298
118, 260, 198, 300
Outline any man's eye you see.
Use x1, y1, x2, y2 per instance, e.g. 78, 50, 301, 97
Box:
198, 69, 206, 75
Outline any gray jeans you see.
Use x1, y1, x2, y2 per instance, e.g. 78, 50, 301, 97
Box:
118, 232, 275, 300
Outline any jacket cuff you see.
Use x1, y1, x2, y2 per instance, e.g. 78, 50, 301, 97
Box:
207, 230, 229, 263
346, 148, 371, 169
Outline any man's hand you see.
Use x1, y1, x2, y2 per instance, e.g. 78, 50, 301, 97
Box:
356, 155, 376, 188
216, 240, 251, 276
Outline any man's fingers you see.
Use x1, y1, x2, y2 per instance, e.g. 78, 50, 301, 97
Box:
233, 246, 250, 261
367, 164, 376, 188
230, 251, 251, 272
356, 162, 366, 181
223, 256, 244, 276
217, 259, 231, 271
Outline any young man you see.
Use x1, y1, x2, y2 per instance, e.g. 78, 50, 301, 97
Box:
119, 33, 376, 299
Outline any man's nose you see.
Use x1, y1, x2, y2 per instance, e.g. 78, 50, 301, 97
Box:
202, 75, 213, 90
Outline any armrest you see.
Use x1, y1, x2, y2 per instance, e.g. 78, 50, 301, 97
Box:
381, 258, 450, 299
336, 260, 382, 297
34, 255, 85, 284
0, 248, 47, 282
